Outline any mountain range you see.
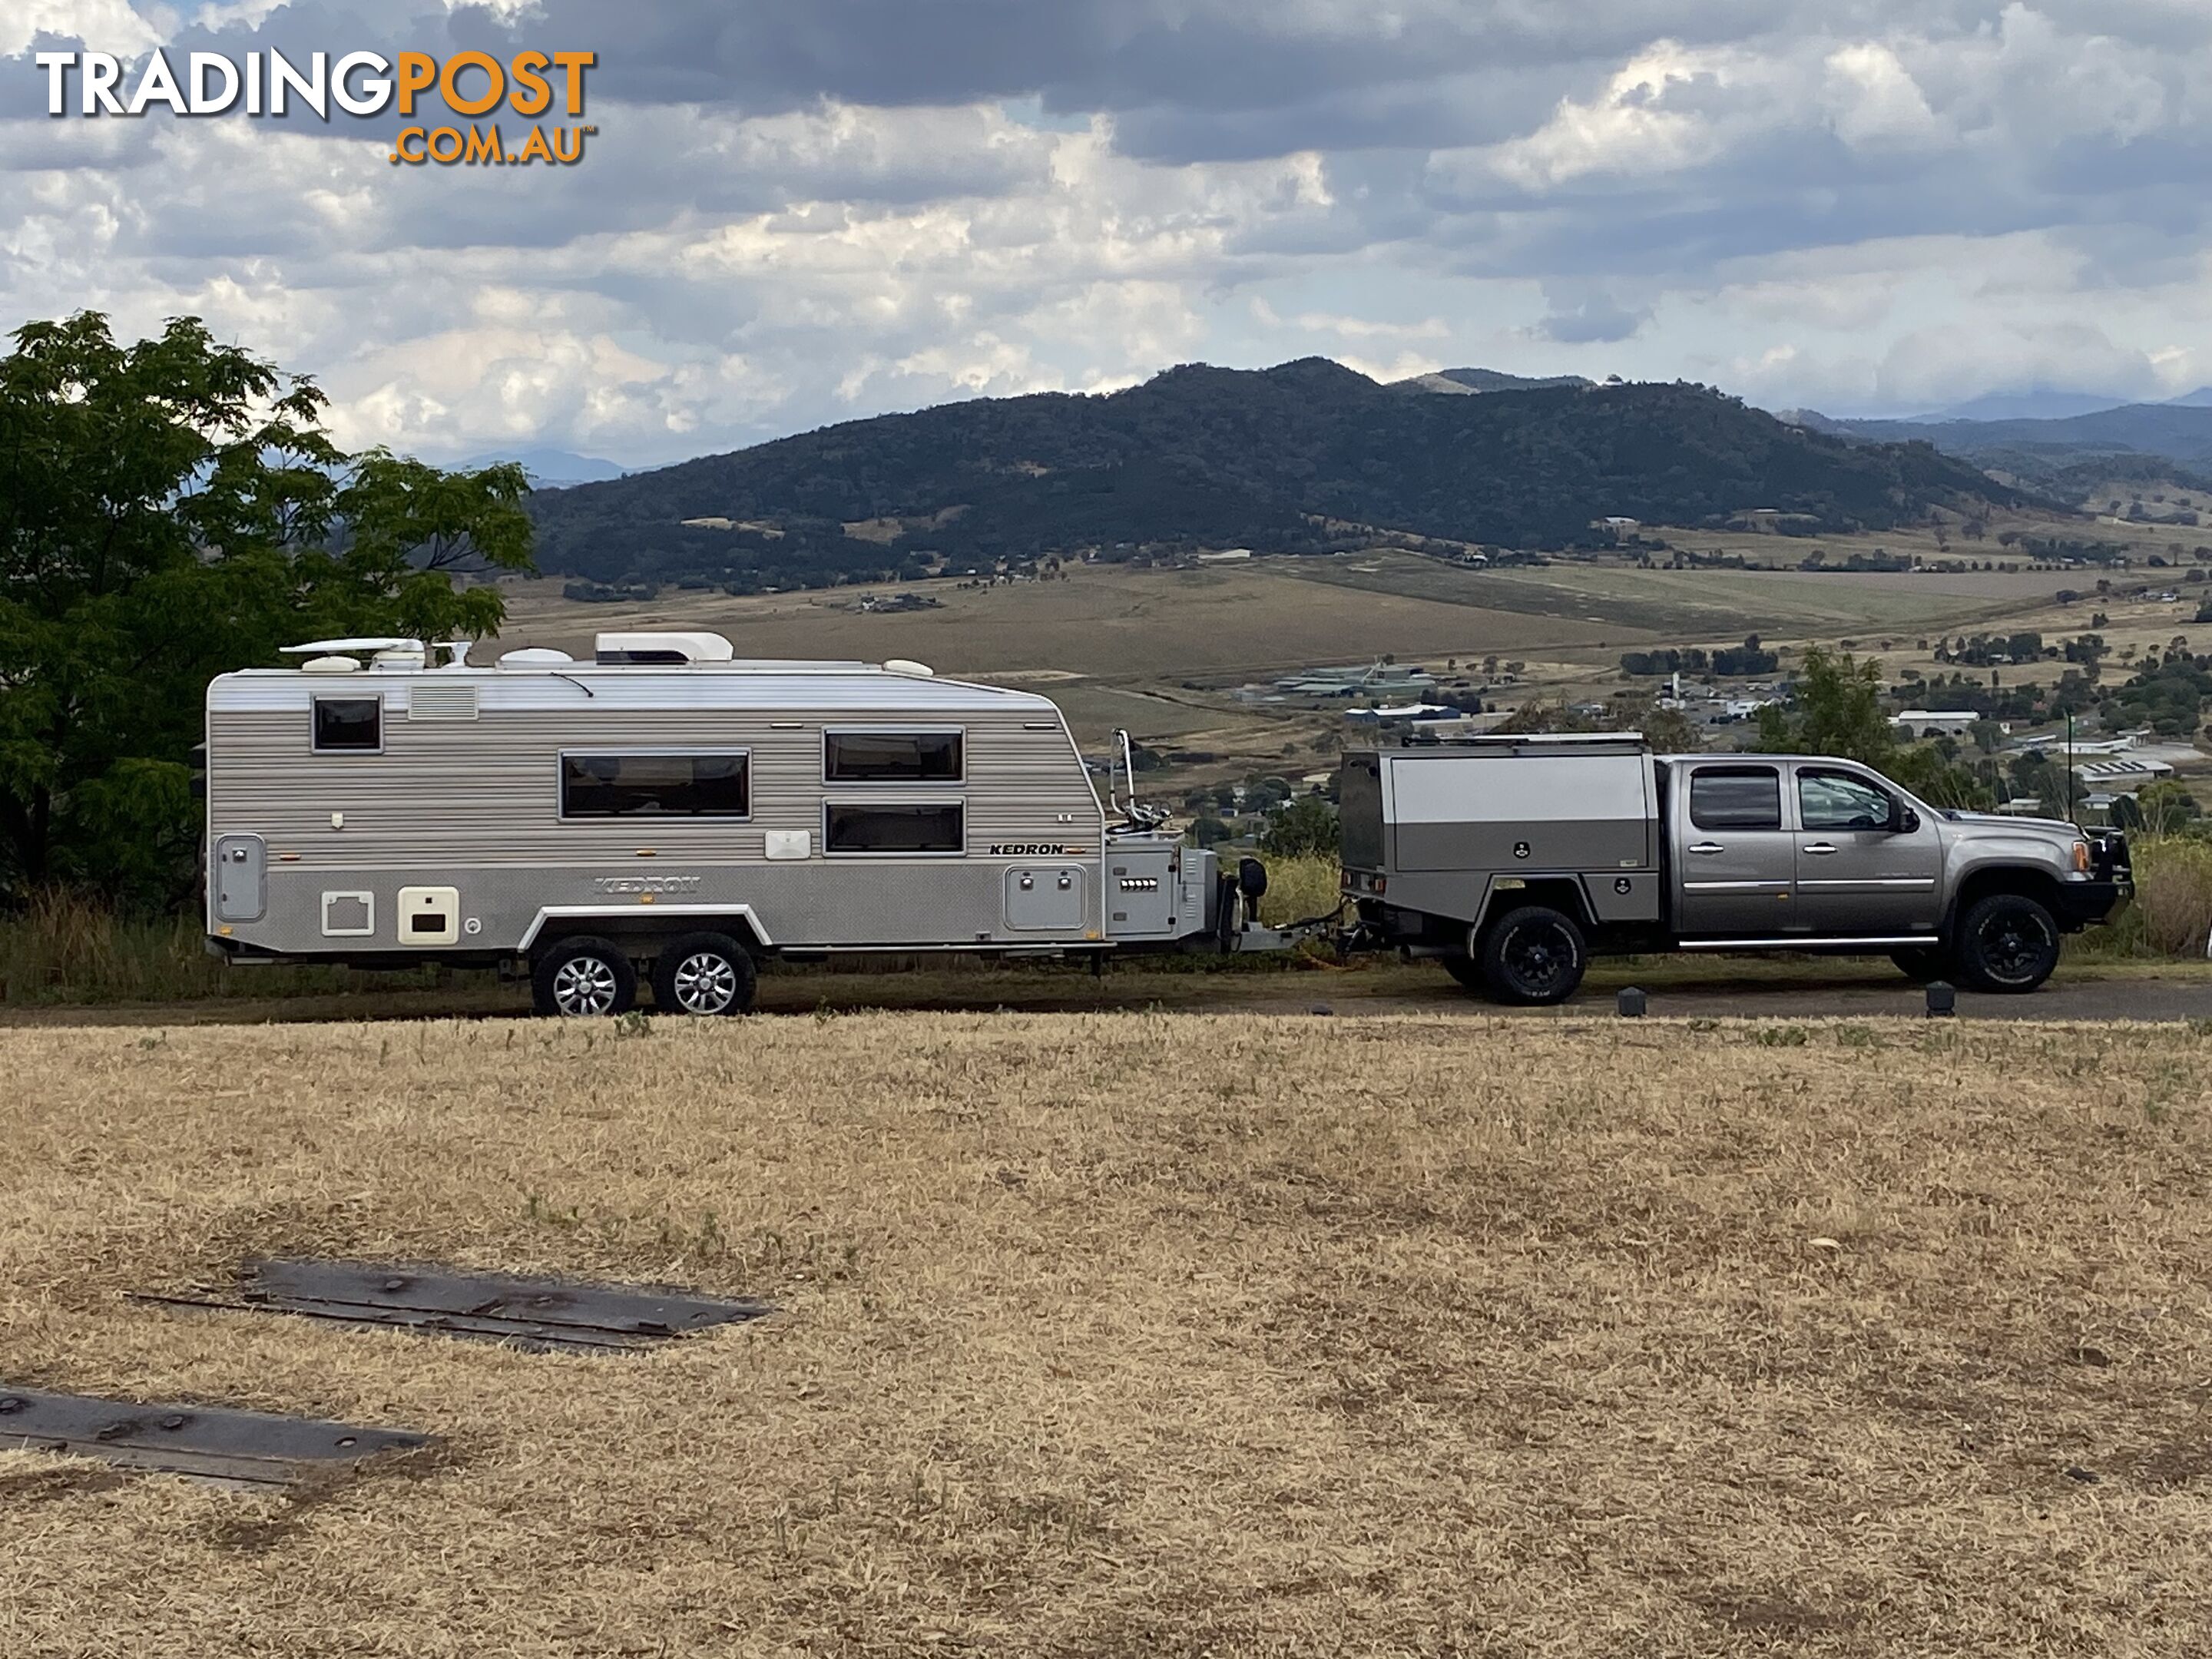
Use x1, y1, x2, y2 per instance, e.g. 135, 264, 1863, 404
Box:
525, 359, 2015, 592
1788, 401, 2212, 487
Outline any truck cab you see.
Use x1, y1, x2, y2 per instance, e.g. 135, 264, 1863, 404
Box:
1341, 735, 2131, 1004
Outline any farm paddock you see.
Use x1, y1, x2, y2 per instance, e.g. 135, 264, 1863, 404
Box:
2, 1014, 2209, 1657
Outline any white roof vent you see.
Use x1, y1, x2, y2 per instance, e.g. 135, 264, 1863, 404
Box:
594, 631, 736, 665
300, 655, 362, 674
498, 647, 575, 667
882, 658, 935, 677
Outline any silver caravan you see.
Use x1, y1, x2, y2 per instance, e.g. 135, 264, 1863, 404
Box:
204, 632, 1275, 1015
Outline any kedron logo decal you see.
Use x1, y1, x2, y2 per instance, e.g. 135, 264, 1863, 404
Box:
594, 876, 702, 894
990, 843, 1086, 856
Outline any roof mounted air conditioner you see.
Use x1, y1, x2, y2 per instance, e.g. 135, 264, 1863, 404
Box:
594, 631, 736, 665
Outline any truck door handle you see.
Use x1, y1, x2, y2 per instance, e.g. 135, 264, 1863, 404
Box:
1800, 843, 1838, 855
1689, 842, 1725, 855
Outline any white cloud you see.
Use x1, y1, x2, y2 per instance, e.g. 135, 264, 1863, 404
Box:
2, 1, 2210, 460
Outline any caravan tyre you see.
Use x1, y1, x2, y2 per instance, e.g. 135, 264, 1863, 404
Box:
651, 932, 758, 1016
1478, 905, 1588, 1005
532, 937, 638, 1018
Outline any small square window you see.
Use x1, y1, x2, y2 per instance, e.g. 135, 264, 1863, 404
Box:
313, 697, 382, 753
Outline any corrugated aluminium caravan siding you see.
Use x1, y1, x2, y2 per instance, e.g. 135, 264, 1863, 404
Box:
204, 667, 1108, 952
207, 708, 1094, 863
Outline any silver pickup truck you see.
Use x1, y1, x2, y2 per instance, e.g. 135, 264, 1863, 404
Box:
1339, 734, 2133, 1003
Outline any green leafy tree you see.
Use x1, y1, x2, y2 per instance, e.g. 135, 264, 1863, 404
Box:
1757, 647, 1997, 807
0, 313, 533, 903
1259, 793, 1339, 859
1755, 647, 1894, 763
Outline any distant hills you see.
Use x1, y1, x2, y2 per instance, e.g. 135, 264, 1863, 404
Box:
461, 447, 626, 488
1790, 401, 2212, 489
1392, 367, 1598, 396
525, 359, 2020, 593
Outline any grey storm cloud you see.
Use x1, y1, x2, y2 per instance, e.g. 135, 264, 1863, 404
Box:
2, 0, 2209, 460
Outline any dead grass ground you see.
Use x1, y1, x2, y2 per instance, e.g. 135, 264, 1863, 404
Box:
4, 1015, 2211, 1655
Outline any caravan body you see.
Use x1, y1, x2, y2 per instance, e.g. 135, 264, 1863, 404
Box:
204, 634, 1222, 999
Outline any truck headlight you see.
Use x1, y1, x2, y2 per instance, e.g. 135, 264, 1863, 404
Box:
2073, 840, 2091, 873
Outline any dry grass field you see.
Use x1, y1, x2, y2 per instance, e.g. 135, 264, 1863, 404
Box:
1284, 554, 2071, 642
494, 561, 1636, 687
5, 1015, 2212, 1656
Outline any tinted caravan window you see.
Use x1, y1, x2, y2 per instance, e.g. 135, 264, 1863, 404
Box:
824, 802, 965, 853
312, 697, 382, 753
1688, 767, 1782, 832
561, 753, 750, 818
824, 730, 963, 783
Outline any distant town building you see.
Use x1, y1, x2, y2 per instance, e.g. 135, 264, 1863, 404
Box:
1891, 710, 1983, 738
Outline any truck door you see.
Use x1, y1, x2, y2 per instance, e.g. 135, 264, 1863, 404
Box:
1789, 764, 1943, 936
1674, 764, 1796, 936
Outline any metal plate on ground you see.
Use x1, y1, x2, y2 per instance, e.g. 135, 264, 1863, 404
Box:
0, 1386, 430, 1488
136, 1259, 772, 1354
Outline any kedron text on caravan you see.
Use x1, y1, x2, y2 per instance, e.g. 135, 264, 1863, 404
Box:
33, 50, 598, 167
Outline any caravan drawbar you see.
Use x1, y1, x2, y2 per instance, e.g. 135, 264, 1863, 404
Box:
204, 632, 1288, 1015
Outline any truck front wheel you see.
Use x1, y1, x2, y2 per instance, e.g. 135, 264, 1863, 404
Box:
1478, 906, 1588, 1005
1952, 893, 2061, 993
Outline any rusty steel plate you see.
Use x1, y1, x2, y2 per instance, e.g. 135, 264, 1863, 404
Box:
135, 1259, 772, 1354
0, 1386, 430, 1487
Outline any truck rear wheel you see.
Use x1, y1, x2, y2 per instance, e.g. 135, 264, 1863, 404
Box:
1479, 906, 1588, 1005
532, 936, 638, 1018
1952, 893, 2061, 993
651, 932, 757, 1016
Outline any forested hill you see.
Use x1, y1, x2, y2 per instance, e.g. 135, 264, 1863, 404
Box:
527, 359, 2019, 592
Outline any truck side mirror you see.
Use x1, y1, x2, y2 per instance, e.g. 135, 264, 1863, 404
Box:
1894, 805, 1920, 834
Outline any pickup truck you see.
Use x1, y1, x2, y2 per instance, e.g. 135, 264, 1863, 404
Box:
1339, 735, 2132, 1003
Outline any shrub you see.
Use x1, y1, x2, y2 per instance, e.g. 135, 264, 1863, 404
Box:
2126, 837, 2212, 957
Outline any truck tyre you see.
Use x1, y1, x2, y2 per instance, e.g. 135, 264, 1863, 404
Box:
1478, 906, 1588, 1005
1952, 893, 2061, 993
651, 932, 757, 1016
532, 936, 638, 1018
1441, 955, 1485, 991
1889, 946, 1948, 984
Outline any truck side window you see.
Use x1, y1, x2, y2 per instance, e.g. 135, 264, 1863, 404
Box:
1688, 767, 1781, 831
1800, 770, 1893, 832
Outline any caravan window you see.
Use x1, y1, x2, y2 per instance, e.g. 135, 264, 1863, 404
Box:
312, 697, 382, 753
561, 753, 750, 818
824, 802, 965, 854
824, 730, 963, 783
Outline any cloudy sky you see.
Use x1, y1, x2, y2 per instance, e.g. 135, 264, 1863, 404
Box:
4, 1, 2210, 469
